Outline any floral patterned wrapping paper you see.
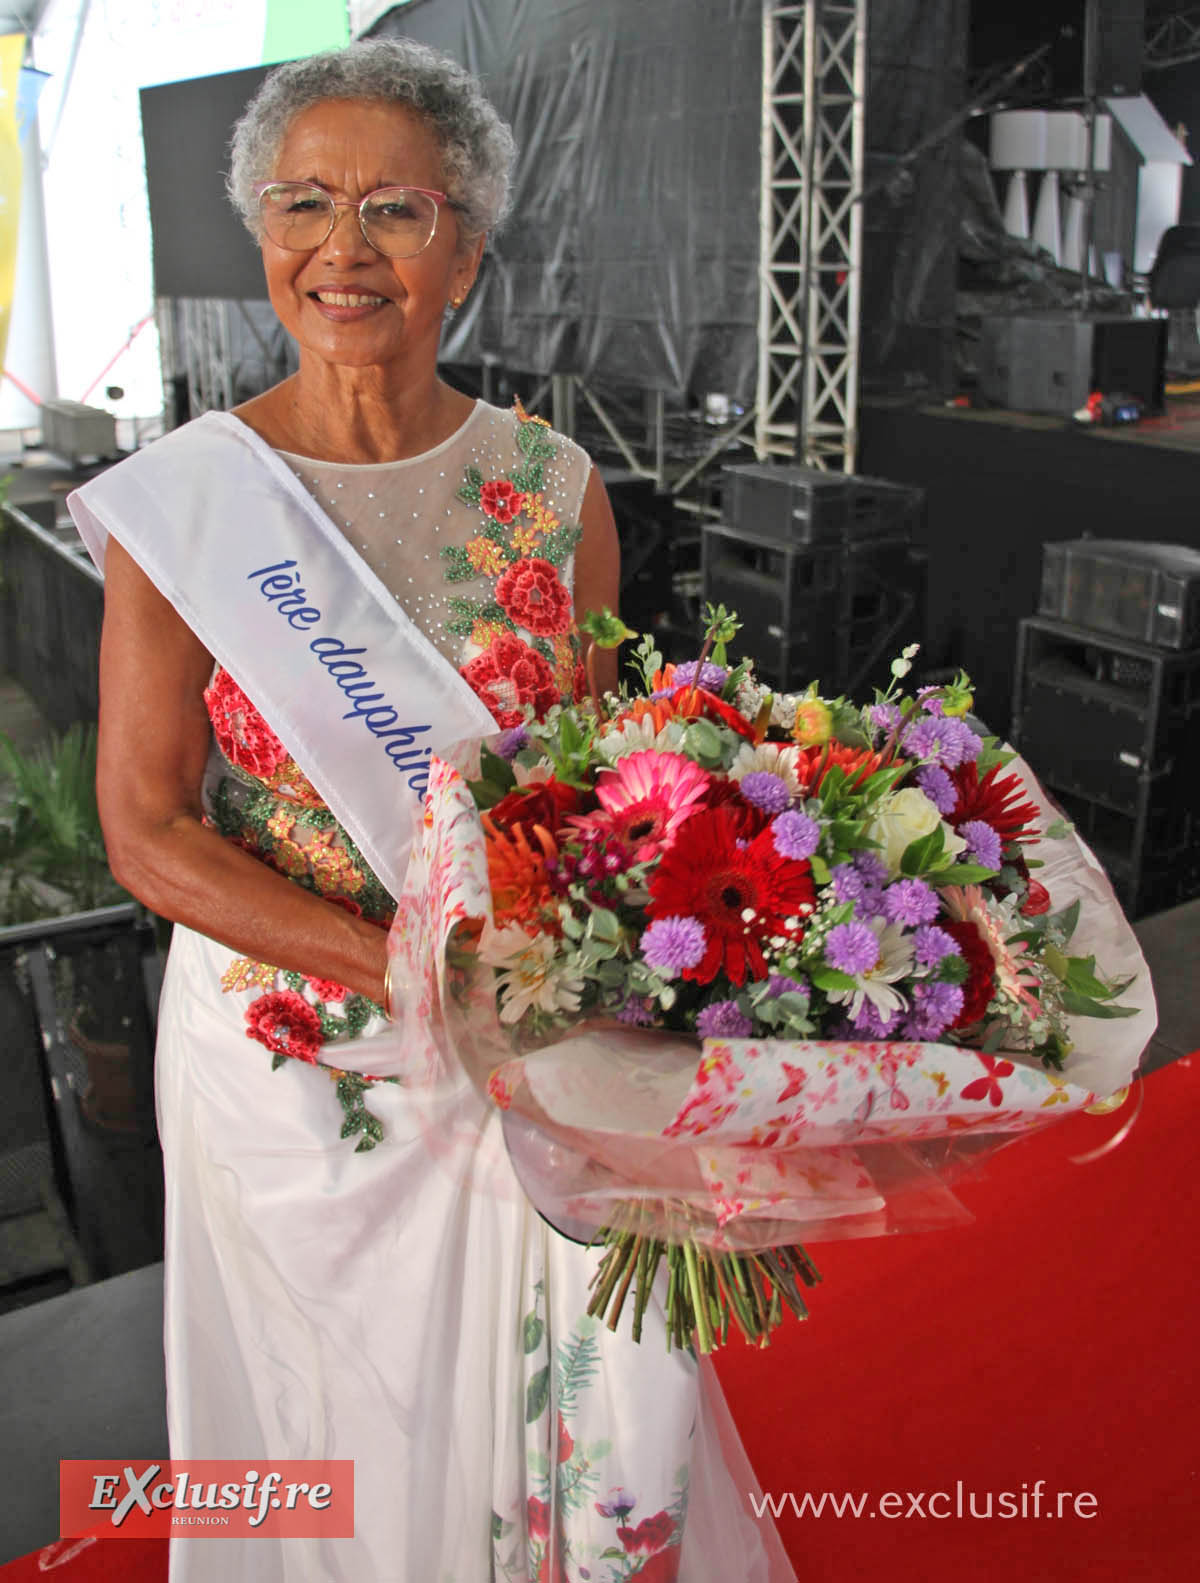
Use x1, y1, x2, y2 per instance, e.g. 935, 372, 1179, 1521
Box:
388, 753, 1155, 1249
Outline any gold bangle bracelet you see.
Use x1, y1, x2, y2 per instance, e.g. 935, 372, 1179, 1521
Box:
382, 955, 396, 1021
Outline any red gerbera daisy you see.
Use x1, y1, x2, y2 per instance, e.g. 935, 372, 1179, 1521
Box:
647, 809, 816, 985
947, 762, 1041, 845
704, 776, 770, 842
940, 919, 997, 1028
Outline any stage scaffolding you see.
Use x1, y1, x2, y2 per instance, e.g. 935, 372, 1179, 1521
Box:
1146, 7, 1200, 70
757, 0, 865, 471
155, 299, 296, 423
542, 0, 869, 485
497, 0, 869, 491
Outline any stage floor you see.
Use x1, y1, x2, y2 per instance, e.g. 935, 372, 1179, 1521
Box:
926, 390, 1200, 453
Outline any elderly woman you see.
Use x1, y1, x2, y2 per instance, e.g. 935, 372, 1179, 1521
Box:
69, 38, 793, 1583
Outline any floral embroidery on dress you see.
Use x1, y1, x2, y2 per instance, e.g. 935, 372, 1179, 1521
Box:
204, 667, 324, 805
492, 1278, 689, 1582
204, 670, 396, 1143
440, 407, 586, 724
462, 633, 562, 730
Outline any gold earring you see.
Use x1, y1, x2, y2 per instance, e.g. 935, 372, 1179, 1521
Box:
452, 294, 465, 309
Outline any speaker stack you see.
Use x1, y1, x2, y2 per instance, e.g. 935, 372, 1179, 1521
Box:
703, 465, 927, 696
1012, 539, 1200, 918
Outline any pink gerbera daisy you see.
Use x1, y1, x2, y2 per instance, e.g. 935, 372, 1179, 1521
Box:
567, 750, 711, 862
940, 884, 1042, 1019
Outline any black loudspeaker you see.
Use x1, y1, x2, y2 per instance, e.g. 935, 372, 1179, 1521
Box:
1091, 0, 1144, 99
1012, 616, 1200, 915
1044, 1, 1144, 101
977, 314, 1165, 417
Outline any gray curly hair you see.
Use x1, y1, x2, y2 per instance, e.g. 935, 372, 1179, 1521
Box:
227, 38, 516, 242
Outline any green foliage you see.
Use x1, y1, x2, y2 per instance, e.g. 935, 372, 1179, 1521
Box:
0, 724, 128, 925
700, 602, 741, 667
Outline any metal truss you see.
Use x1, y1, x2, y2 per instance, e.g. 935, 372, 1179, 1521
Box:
757, 0, 866, 471
156, 299, 298, 424
1146, 8, 1200, 70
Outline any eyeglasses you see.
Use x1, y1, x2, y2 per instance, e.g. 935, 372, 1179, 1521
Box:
253, 181, 456, 258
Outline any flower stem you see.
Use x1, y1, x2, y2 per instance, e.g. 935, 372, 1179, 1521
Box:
682, 1238, 714, 1354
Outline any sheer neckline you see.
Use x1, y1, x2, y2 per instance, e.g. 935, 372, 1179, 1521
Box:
275, 399, 482, 471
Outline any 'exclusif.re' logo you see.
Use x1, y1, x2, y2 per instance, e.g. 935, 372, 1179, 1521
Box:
59, 1460, 354, 1540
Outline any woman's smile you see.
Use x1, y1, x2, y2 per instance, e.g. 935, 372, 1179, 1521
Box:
261, 99, 481, 371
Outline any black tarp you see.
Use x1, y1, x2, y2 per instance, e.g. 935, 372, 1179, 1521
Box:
141, 1, 966, 402
376, 0, 966, 399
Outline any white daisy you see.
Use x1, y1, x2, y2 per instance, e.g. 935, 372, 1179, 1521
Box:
477, 922, 584, 1024
597, 715, 686, 762
825, 917, 915, 1021
728, 740, 803, 800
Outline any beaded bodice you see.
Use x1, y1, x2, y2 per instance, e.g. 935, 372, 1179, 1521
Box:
203, 399, 591, 927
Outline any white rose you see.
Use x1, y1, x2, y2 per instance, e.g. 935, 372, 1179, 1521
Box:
865, 787, 967, 875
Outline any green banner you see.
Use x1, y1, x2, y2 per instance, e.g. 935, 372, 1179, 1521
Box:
262, 0, 350, 65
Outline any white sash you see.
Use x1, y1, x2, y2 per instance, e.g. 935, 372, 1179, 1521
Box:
67, 411, 497, 901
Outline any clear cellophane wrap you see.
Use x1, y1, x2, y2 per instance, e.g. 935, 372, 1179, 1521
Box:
387, 753, 1156, 1252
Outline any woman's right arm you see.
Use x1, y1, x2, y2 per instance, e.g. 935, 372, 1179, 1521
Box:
97, 537, 389, 1003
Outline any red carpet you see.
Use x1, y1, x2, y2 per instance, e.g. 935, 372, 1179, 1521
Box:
4, 1058, 1195, 1582
715, 1053, 1199, 1582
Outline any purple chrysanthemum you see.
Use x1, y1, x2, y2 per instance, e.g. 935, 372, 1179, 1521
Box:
912, 924, 961, 969
881, 877, 940, 927
851, 1000, 901, 1038
916, 685, 946, 716
767, 973, 809, 1000
901, 715, 981, 770
824, 920, 880, 975
830, 863, 866, 903
905, 979, 964, 1039
641, 915, 707, 977
868, 702, 902, 732
961, 818, 1002, 871
696, 999, 753, 1039
916, 764, 958, 815
494, 726, 529, 761
616, 995, 657, 1027
856, 884, 888, 921
772, 810, 821, 861
673, 660, 729, 691
741, 771, 792, 815
853, 850, 890, 887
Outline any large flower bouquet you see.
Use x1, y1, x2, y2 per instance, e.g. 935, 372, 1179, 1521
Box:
390, 608, 1152, 1353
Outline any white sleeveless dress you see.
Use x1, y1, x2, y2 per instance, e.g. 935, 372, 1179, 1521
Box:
155, 400, 796, 1582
